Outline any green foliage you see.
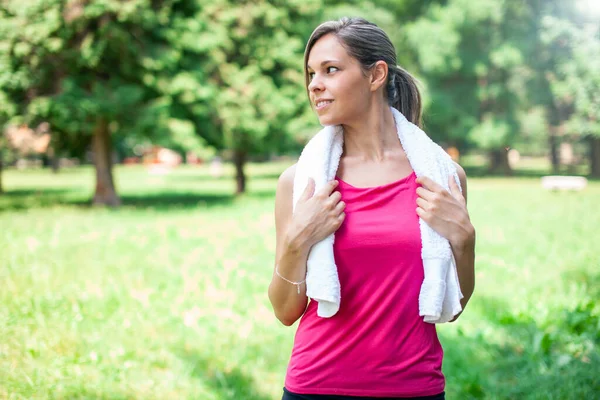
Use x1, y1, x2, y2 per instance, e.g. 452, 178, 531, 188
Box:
0, 0, 324, 159
403, 0, 599, 164
0, 0, 178, 157
1, 0, 599, 181
405, 0, 526, 149
541, 16, 600, 139
177, 0, 324, 156
514, 107, 549, 156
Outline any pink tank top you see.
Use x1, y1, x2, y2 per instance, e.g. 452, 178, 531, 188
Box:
284, 170, 445, 397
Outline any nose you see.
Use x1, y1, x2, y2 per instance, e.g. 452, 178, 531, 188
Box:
308, 74, 324, 94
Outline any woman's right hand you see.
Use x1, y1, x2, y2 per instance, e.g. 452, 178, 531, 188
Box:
287, 178, 346, 249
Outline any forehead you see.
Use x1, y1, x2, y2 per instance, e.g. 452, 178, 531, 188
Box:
307, 33, 352, 69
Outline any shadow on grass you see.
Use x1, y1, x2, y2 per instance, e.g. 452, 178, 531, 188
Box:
0, 188, 282, 213
120, 188, 277, 209
248, 172, 285, 180
166, 174, 234, 183
463, 165, 600, 181
181, 353, 273, 400
441, 328, 599, 399
0, 189, 240, 213
168, 171, 284, 183
119, 193, 236, 210
1, 188, 74, 197
0, 188, 82, 212
446, 292, 600, 399
245, 189, 276, 199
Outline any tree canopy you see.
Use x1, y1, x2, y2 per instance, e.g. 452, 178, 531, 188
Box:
1, 0, 599, 200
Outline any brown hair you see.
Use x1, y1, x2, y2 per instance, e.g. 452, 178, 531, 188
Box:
304, 17, 423, 127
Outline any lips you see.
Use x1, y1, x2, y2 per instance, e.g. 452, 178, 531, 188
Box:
315, 99, 334, 110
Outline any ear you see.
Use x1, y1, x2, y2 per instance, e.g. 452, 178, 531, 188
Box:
369, 61, 388, 93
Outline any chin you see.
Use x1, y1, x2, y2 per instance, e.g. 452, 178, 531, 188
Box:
316, 113, 342, 127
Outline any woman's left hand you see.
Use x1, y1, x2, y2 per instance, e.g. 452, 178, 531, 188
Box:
415, 175, 475, 247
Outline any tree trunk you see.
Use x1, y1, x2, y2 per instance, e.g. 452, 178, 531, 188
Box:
51, 156, 60, 174
233, 149, 246, 194
590, 136, 600, 178
47, 146, 60, 174
0, 149, 3, 195
488, 148, 513, 176
548, 128, 560, 174
92, 118, 120, 206
546, 98, 562, 175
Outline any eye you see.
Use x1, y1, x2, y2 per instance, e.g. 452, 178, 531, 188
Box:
327, 66, 339, 73
308, 72, 315, 80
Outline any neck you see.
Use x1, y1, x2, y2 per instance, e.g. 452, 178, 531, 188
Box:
340, 103, 400, 162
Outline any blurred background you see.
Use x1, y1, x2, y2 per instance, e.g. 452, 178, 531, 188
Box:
0, 0, 598, 399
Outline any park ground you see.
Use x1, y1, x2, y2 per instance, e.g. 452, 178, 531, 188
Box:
1, 161, 599, 399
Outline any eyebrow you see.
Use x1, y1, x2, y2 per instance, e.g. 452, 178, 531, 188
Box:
307, 59, 340, 70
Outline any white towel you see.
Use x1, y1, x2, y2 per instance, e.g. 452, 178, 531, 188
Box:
292, 106, 464, 323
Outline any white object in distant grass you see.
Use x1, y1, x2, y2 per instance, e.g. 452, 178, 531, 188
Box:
541, 176, 588, 191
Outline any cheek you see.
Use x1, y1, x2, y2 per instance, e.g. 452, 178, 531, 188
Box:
330, 72, 366, 98
339, 83, 369, 113
316, 75, 370, 124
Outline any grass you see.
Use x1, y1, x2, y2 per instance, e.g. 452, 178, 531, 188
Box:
1, 162, 599, 399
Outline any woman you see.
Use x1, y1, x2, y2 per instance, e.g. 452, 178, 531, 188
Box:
268, 17, 476, 400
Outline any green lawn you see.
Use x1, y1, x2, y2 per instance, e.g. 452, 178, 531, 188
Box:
1, 163, 599, 399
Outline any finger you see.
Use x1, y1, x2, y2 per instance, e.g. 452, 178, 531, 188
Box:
328, 190, 342, 206
416, 186, 435, 201
318, 179, 339, 197
448, 176, 465, 204
416, 175, 444, 193
330, 190, 342, 202
416, 207, 433, 224
334, 200, 345, 215
449, 176, 459, 195
299, 178, 316, 201
416, 197, 429, 211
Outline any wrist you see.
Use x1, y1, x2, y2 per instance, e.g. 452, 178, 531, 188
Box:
451, 224, 476, 252
284, 227, 312, 256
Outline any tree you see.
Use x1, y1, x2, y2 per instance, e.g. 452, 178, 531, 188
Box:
405, 0, 531, 174
168, 0, 323, 194
0, 137, 4, 194
1, 0, 330, 198
542, 17, 600, 176
407, 0, 600, 176
0, 0, 244, 205
0, 92, 17, 195
519, 0, 587, 174
0, 1, 180, 205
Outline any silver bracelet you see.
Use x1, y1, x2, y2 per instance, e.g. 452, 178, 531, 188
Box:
275, 265, 306, 294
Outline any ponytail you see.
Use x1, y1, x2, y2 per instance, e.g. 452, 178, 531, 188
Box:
388, 66, 423, 128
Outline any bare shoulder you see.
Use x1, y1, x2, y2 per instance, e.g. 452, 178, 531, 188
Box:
277, 163, 297, 194
275, 163, 297, 220
274, 163, 297, 246
453, 161, 468, 202
453, 162, 467, 184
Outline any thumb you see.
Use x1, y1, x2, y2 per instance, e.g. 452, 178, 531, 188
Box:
449, 176, 463, 202
299, 177, 316, 202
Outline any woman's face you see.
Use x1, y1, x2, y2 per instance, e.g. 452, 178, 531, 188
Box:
306, 33, 372, 126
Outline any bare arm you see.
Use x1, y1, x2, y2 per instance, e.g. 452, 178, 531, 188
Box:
268, 164, 310, 326
450, 163, 475, 320
268, 164, 345, 326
